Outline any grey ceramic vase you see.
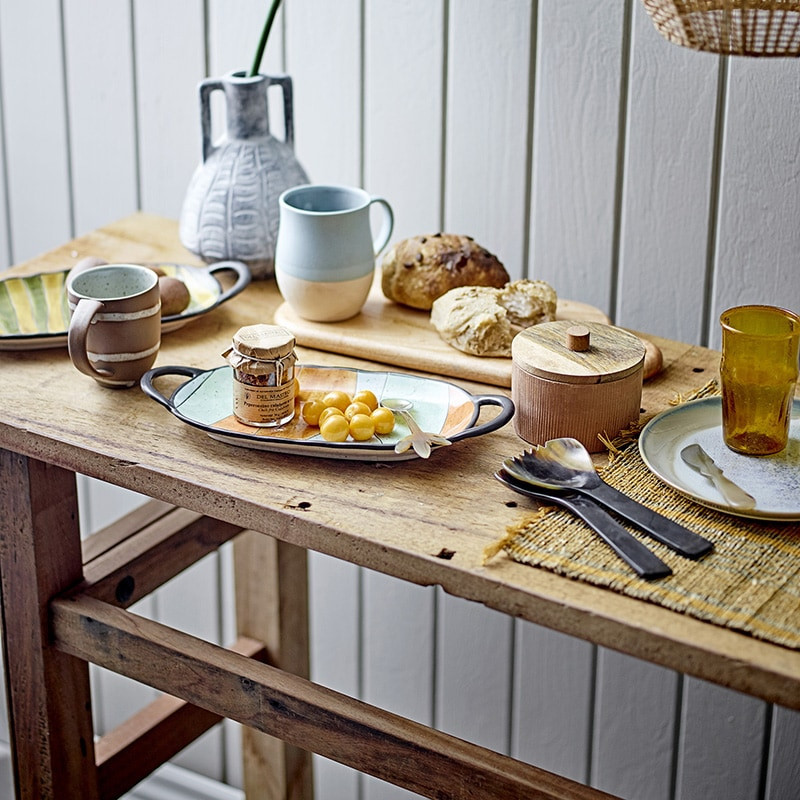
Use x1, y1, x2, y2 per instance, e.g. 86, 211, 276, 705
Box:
179, 71, 309, 280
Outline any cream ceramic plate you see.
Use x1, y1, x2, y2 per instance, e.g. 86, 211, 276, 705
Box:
141, 364, 514, 462
639, 397, 800, 520
0, 261, 250, 350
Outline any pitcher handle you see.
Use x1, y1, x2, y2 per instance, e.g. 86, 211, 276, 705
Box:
368, 197, 394, 256
199, 78, 224, 162
268, 74, 296, 150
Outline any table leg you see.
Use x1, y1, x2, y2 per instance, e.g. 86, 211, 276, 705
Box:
0, 450, 98, 800
234, 531, 313, 800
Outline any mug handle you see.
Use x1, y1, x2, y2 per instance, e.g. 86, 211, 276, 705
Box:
68, 298, 113, 379
368, 197, 394, 256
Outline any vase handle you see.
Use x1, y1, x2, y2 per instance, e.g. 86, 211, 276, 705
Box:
199, 78, 224, 162
268, 74, 296, 150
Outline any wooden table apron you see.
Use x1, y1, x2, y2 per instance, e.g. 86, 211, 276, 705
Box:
0, 215, 798, 799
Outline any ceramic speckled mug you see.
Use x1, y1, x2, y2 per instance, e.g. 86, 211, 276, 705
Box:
274, 184, 393, 321
67, 264, 161, 388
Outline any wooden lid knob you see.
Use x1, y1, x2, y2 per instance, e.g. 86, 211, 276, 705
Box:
566, 325, 591, 351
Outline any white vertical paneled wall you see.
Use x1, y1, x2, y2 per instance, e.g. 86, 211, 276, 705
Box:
364, 0, 445, 240
530, 0, 625, 311
1, 3, 799, 800
63, 0, 139, 234
445, 0, 533, 274
617, 3, 720, 344
0, 0, 72, 260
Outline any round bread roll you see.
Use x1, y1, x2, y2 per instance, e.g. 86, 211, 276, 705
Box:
430, 280, 558, 357
497, 280, 557, 330
381, 233, 509, 310
430, 286, 512, 357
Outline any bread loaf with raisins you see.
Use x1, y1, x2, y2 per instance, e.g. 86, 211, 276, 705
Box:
381, 233, 509, 310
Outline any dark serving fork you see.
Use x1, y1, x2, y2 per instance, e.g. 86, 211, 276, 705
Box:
495, 469, 672, 581
502, 438, 714, 559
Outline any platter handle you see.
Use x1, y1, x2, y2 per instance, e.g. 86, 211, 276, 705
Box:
206, 260, 251, 304
450, 394, 515, 442
139, 365, 205, 410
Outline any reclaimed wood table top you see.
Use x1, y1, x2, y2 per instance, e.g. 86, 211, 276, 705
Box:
1, 212, 798, 711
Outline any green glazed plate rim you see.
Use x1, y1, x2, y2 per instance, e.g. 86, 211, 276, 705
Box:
639, 397, 800, 520
0, 261, 250, 350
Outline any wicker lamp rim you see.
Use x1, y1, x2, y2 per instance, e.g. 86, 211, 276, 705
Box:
642, 0, 800, 57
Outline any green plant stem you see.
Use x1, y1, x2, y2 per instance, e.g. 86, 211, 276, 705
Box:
249, 0, 284, 77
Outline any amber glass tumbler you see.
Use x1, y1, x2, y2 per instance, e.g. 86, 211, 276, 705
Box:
720, 305, 800, 455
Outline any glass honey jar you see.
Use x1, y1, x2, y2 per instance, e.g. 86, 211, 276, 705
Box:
223, 324, 297, 427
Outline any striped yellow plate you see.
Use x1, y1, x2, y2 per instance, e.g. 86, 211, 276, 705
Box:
0, 261, 250, 350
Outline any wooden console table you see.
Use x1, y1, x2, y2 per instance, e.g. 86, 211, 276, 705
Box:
1, 215, 797, 800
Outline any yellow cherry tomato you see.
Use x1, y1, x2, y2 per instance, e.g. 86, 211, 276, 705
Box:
371, 406, 395, 435
353, 389, 379, 412
348, 413, 376, 441
301, 399, 325, 426
322, 390, 352, 412
344, 401, 372, 421
293, 377, 302, 400
318, 406, 345, 425
320, 414, 350, 442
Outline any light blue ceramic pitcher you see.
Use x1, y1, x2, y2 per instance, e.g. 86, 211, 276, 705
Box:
275, 185, 393, 321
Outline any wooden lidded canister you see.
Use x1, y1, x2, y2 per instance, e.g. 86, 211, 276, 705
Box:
511, 321, 645, 453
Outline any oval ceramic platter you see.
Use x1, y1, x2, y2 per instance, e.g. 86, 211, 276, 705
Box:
141, 364, 515, 462
0, 261, 250, 350
639, 397, 800, 520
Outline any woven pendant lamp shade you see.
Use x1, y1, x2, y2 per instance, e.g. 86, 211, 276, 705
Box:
642, 0, 800, 56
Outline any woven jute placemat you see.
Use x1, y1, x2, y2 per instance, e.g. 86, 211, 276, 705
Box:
487, 385, 800, 651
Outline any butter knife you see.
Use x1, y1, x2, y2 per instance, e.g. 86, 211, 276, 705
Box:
680, 444, 756, 510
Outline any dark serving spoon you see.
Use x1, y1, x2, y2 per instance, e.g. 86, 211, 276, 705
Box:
502, 438, 714, 560
495, 469, 672, 581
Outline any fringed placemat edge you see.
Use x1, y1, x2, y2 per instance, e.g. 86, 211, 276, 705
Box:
487, 380, 800, 651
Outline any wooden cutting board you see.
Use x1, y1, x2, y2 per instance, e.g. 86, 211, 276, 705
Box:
274, 280, 611, 388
